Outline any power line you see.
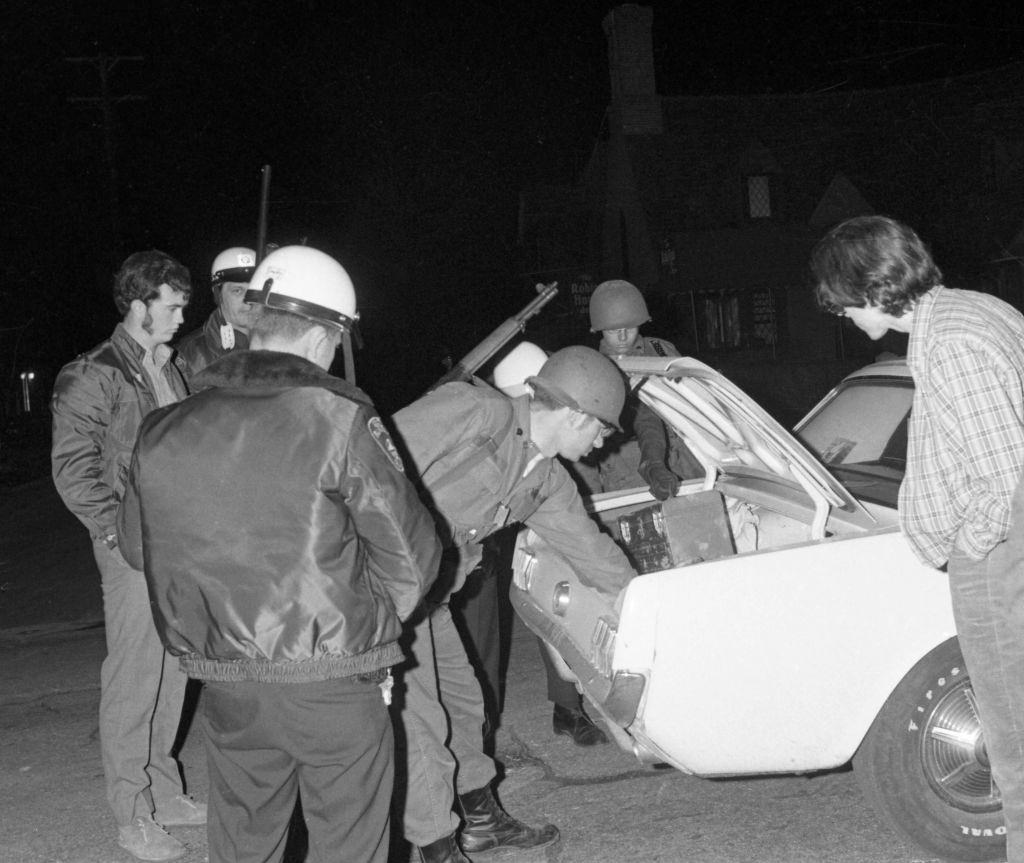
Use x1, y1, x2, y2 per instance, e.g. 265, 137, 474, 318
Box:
65, 55, 146, 254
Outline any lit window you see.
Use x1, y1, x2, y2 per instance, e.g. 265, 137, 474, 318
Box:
751, 287, 776, 345
700, 291, 742, 349
747, 175, 771, 218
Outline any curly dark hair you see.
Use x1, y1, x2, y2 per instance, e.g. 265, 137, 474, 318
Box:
810, 216, 942, 316
112, 250, 192, 315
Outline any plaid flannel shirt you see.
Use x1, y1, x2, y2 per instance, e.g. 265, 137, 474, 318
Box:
899, 287, 1024, 568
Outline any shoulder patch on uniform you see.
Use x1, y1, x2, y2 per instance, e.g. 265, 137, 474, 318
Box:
367, 416, 404, 472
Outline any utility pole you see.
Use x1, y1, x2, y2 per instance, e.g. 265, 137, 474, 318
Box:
66, 55, 145, 256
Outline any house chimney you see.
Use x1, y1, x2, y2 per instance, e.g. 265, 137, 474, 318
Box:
603, 4, 663, 135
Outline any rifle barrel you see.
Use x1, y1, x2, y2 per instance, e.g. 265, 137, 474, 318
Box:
256, 164, 272, 264
427, 282, 558, 391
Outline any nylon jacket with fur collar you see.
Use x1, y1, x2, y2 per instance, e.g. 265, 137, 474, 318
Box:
118, 349, 441, 683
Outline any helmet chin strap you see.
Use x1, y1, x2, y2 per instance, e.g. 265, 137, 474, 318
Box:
252, 276, 275, 304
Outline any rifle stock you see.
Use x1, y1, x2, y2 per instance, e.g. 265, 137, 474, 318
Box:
431, 282, 558, 390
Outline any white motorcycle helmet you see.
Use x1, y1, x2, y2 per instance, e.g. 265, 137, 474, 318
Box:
245, 246, 358, 331
211, 247, 257, 287
492, 342, 547, 398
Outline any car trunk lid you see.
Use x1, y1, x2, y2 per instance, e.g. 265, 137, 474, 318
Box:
616, 355, 875, 534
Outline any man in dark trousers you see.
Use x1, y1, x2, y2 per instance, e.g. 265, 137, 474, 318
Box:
812, 215, 1024, 863
51, 249, 202, 862
392, 345, 638, 863
118, 245, 441, 863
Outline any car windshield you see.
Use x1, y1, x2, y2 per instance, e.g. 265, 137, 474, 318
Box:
796, 378, 913, 508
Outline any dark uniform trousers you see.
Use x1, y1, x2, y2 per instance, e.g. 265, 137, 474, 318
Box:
201, 675, 394, 863
453, 533, 580, 731
450, 530, 515, 750
397, 603, 496, 846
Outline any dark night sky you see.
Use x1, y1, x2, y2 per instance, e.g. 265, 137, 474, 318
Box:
4, 0, 1024, 408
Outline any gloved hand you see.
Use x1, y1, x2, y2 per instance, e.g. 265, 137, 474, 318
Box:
642, 463, 679, 501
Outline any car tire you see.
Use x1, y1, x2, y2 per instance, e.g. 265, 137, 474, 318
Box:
853, 636, 1005, 862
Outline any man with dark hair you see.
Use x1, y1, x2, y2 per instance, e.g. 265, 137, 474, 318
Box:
391, 346, 637, 863
110, 250, 193, 316
812, 214, 1024, 863
811, 215, 943, 317
118, 245, 441, 863
176, 246, 258, 378
51, 250, 201, 862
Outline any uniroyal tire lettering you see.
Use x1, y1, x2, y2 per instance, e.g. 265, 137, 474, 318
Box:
959, 825, 1007, 836
858, 640, 1003, 860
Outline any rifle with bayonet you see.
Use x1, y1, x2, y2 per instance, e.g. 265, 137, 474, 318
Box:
430, 282, 558, 390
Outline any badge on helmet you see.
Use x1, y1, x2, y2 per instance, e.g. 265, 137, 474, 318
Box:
211, 247, 257, 287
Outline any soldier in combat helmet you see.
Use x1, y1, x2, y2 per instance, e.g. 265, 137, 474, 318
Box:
588, 278, 701, 498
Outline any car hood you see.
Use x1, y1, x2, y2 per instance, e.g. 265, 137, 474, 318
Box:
616, 355, 874, 527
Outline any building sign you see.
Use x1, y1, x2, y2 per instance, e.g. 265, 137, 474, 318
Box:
570, 274, 595, 319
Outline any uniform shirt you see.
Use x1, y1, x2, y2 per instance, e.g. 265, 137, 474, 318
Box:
598, 335, 678, 362
900, 286, 1024, 568
392, 382, 635, 597
175, 308, 250, 383
598, 334, 702, 483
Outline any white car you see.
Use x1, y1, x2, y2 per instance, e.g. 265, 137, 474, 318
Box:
510, 356, 1003, 862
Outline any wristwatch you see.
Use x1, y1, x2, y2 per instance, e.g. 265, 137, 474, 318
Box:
102, 533, 118, 550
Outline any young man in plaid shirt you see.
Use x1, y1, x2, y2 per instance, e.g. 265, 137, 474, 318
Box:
812, 215, 1024, 862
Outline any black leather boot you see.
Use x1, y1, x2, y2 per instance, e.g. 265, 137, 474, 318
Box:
458, 786, 560, 854
553, 703, 609, 746
417, 832, 472, 863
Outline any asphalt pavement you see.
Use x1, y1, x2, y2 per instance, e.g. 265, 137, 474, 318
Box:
0, 476, 942, 863
0, 608, 940, 863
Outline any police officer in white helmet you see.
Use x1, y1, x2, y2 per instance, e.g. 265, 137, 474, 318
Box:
176, 246, 260, 379
118, 246, 441, 863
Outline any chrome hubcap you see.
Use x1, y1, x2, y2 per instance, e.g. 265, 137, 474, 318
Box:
920, 680, 1000, 813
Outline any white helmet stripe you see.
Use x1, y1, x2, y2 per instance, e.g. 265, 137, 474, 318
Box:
245, 279, 358, 330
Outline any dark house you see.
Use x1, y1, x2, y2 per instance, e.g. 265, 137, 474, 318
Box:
518, 4, 1024, 417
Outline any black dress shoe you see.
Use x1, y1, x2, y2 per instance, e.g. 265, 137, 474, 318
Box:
552, 703, 609, 746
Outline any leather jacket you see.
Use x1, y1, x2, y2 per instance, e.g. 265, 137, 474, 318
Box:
51, 324, 190, 541
175, 308, 250, 382
117, 349, 441, 683
392, 381, 634, 598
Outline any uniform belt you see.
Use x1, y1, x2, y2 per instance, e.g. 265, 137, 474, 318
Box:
356, 667, 389, 684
